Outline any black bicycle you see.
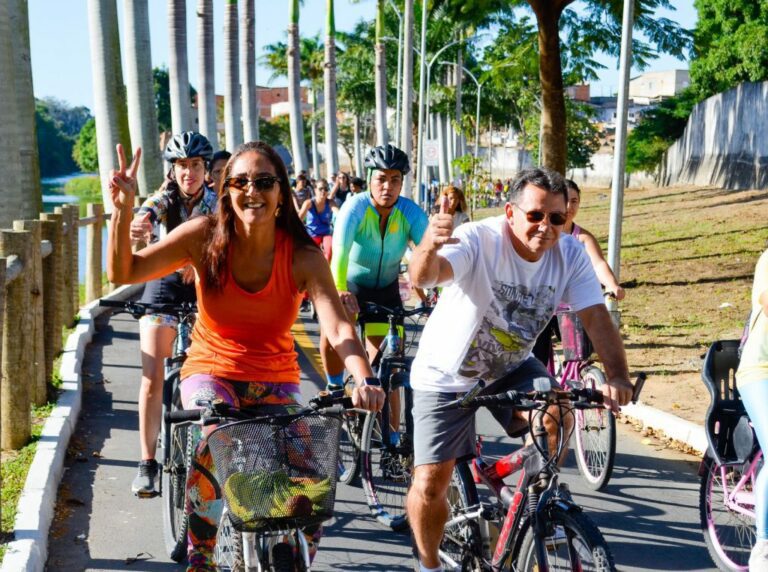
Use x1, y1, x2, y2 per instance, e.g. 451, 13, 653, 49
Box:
432, 375, 643, 571
166, 390, 352, 571
352, 301, 432, 531
98, 299, 196, 562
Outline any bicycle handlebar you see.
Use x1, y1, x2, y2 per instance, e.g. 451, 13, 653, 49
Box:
357, 301, 432, 321
99, 299, 197, 319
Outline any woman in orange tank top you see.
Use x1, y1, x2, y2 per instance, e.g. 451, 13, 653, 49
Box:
107, 141, 383, 570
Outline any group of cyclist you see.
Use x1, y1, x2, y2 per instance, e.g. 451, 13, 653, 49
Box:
110, 130, 768, 571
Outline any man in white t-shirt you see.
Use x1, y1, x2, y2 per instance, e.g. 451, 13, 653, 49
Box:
406, 167, 634, 572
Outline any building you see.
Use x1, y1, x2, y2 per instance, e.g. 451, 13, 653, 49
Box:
565, 84, 590, 102
628, 69, 690, 105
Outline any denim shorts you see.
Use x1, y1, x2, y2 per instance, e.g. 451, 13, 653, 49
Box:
412, 357, 550, 467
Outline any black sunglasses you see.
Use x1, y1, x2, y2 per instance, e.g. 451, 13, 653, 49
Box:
514, 204, 567, 226
225, 175, 279, 192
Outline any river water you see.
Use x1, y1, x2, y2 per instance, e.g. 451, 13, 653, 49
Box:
42, 173, 105, 284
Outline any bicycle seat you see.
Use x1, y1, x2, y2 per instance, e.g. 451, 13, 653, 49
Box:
701, 340, 753, 465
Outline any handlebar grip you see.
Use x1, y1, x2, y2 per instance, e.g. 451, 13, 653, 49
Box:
98, 299, 128, 308
165, 409, 202, 423
632, 372, 647, 404
457, 379, 485, 408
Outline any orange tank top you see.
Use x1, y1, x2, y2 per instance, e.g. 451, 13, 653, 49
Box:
181, 229, 302, 382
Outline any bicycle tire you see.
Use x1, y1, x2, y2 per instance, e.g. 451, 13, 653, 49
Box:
214, 510, 246, 571
573, 365, 616, 490
361, 372, 413, 531
437, 462, 486, 571
272, 541, 295, 572
699, 453, 757, 571
338, 376, 363, 485
161, 367, 191, 563
516, 506, 615, 571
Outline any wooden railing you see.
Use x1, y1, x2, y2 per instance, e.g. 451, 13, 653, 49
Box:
0, 202, 117, 450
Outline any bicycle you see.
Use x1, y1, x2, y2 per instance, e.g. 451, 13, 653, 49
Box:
543, 295, 623, 490
98, 298, 197, 562
698, 339, 762, 571
166, 390, 352, 571
350, 301, 431, 531
432, 375, 643, 572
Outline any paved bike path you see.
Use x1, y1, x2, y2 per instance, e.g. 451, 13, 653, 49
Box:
46, 308, 716, 571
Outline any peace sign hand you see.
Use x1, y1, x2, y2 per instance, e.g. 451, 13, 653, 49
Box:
109, 144, 142, 210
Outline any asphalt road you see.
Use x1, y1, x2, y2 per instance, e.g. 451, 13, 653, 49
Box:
46, 308, 716, 571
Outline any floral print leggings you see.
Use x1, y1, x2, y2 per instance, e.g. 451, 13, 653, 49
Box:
180, 374, 322, 571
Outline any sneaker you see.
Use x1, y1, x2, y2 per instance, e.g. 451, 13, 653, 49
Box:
750, 539, 768, 572
300, 299, 312, 313
131, 459, 159, 497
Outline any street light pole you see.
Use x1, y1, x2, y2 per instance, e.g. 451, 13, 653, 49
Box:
414, 0, 429, 207
387, 0, 403, 148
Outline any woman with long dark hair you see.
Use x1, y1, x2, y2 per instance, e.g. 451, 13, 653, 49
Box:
108, 140, 383, 569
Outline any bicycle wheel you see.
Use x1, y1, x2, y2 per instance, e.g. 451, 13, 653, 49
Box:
361, 373, 413, 531
338, 376, 363, 485
161, 418, 192, 562
437, 462, 486, 571
214, 509, 245, 571
699, 453, 757, 571
573, 365, 616, 490
516, 506, 615, 571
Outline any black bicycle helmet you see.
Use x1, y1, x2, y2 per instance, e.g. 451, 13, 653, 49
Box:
364, 144, 410, 175
163, 131, 214, 163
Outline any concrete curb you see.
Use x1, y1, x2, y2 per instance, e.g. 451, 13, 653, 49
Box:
1, 284, 143, 572
621, 402, 708, 455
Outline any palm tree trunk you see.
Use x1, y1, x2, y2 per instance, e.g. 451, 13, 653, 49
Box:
168, 0, 192, 133
438, 114, 449, 183
311, 89, 320, 178
196, 0, 217, 149
124, 0, 163, 197
455, 44, 464, 165
224, 0, 242, 149
240, 0, 258, 143
287, 0, 309, 173
374, 0, 388, 146
400, 0, 414, 197
87, 0, 132, 210
324, 0, 339, 177
8, 0, 41, 218
353, 114, 364, 176
0, 1, 23, 228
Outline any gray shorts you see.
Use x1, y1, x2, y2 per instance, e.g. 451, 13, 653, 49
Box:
412, 357, 551, 467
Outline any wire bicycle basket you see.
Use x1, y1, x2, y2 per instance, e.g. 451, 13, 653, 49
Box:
207, 412, 342, 533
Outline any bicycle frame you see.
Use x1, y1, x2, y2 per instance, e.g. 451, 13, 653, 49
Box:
718, 450, 761, 519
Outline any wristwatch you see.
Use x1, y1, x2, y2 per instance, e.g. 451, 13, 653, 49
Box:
362, 377, 381, 387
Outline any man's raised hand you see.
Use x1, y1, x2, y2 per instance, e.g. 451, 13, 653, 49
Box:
427, 195, 460, 251
109, 144, 142, 210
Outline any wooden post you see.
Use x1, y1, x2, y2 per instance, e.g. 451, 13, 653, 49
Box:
85, 203, 103, 303
0, 230, 33, 449
65, 204, 80, 316
40, 214, 63, 384
54, 206, 74, 327
13, 220, 45, 406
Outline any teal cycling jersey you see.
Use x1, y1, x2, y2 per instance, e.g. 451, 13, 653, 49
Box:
331, 191, 428, 291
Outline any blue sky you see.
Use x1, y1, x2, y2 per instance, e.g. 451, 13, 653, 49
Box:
29, 0, 696, 111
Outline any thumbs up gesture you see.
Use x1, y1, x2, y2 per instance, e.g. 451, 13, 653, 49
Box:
130, 211, 153, 244
427, 194, 460, 251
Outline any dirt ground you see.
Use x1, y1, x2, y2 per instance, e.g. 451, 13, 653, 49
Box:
476, 183, 768, 425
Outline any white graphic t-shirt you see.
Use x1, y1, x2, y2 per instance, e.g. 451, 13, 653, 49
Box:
411, 215, 604, 393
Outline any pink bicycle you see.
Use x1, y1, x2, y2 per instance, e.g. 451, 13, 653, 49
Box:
699, 339, 762, 571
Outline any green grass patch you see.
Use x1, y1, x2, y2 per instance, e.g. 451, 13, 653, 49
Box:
63, 175, 103, 217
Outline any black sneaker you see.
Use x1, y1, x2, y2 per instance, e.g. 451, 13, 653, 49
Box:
300, 299, 312, 312
131, 459, 159, 497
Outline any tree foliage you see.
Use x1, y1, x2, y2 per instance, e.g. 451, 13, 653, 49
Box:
39, 97, 92, 138
35, 100, 78, 177
153, 66, 197, 133
73, 118, 99, 173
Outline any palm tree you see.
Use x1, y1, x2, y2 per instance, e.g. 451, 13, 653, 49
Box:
224, 0, 242, 149
374, 0, 388, 146
8, 0, 41, 218
0, 0, 23, 228
323, 0, 339, 177
400, 0, 414, 197
168, 0, 192, 133
87, 0, 132, 210
287, 0, 309, 173
123, 0, 163, 197
240, 0, 258, 143
196, 0, 218, 149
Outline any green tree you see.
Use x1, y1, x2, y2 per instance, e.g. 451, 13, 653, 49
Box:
35, 101, 78, 176
39, 97, 92, 137
73, 117, 99, 172
153, 66, 197, 133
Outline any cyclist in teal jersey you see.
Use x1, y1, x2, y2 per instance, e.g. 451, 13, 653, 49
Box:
320, 144, 429, 389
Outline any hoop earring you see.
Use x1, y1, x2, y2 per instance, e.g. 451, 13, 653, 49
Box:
275, 205, 281, 218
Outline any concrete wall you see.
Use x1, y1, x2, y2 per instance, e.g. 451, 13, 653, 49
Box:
659, 81, 768, 190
